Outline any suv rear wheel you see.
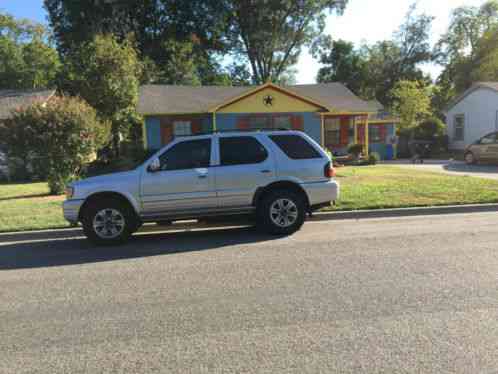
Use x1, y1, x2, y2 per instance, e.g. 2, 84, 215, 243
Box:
257, 190, 306, 235
82, 198, 136, 245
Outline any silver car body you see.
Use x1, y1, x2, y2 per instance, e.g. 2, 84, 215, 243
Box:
63, 131, 339, 224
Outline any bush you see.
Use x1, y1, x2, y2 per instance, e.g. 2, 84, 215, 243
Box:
0, 96, 110, 194
348, 143, 364, 158
368, 152, 380, 165
415, 117, 445, 141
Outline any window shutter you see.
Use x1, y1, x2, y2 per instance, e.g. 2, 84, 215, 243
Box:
291, 115, 304, 131
379, 125, 387, 142
237, 117, 250, 130
161, 123, 173, 145
358, 125, 365, 143
340, 117, 349, 145
191, 119, 202, 134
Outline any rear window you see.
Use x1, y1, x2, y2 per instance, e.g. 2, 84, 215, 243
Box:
269, 135, 322, 160
220, 136, 268, 166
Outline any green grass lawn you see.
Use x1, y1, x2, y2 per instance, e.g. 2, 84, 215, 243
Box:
2, 165, 498, 233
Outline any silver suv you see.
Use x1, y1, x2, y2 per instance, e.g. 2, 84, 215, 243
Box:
63, 131, 339, 244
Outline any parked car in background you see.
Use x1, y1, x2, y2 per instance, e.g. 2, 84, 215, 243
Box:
63, 130, 339, 244
464, 132, 498, 165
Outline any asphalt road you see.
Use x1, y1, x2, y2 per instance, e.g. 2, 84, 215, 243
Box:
2, 213, 498, 373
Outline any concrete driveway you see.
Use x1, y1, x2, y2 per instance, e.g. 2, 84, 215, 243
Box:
384, 159, 498, 180
2, 213, 498, 373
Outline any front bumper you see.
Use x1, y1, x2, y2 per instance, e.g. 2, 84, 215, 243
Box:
62, 199, 84, 224
301, 180, 340, 206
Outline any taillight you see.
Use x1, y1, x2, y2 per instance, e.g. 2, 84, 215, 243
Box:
324, 161, 336, 178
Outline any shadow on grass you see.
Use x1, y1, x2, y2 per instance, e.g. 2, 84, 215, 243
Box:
0, 193, 52, 201
0, 227, 278, 270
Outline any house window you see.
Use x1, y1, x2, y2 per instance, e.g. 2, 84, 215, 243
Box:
369, 125, 383, 143
454, 115, 465, 141
324, 118, 340, 146
173, 121, 192, 137
247, 116, 271, 130
273, 116, 292, 130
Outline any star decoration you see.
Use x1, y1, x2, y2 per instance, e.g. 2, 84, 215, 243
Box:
263, 95, 274, 107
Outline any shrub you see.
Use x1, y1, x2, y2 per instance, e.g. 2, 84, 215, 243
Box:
368, 152, 381, 165
348, 143, 363, 158
0, 96, 110, 194
415, 117, 445, 141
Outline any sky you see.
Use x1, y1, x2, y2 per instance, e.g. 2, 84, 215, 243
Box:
0, 0, 489, 84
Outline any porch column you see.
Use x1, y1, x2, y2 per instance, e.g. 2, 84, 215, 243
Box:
212, 112, 217, 132
364, 116, 370, 157
353, 116, 358, 144
320, 114, 325, 147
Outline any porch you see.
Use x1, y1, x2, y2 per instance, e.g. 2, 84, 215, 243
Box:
322, 114, 397, 160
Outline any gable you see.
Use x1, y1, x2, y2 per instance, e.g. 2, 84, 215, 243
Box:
216, 86, 327, 114
448, 87, 498, 115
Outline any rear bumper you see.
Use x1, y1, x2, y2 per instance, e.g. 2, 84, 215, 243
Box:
301, 180, 340, 206
62, 199, 84, 224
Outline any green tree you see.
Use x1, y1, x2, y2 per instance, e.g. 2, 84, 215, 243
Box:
391, 80, 431, 130
227, 0, 348, 84
313, 4, 433, 105
0, 12, 60, 89
435, 1, 498, 94
0, 96, 109, 193
60, 34, 141, 156
44, 0, 230, 85
313, 38, 369, 98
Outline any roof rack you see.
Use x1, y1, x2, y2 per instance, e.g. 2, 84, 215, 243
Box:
176, 128, 293, 137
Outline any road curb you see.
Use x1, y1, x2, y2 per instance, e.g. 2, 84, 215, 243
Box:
1, 204, 497, 242
309, 203, 498, 221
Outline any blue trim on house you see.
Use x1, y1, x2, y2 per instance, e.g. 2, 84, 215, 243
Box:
216, 112, 322, 143
145, 117, 162, 150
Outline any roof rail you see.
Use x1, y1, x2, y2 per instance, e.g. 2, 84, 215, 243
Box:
175, 128, 293, 137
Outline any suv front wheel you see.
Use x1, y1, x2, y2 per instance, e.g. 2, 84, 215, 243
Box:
82, 199, 136, 245
258, 190, 306, 235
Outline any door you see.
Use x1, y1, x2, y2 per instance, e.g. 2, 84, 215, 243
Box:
483, 132, 498, 162
215, 135, 275, 209
140, 138, 216, 216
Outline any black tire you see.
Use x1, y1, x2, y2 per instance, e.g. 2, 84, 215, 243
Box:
81, 198, 137, 245
257, 190, 306, 235
465, 152, 476, 165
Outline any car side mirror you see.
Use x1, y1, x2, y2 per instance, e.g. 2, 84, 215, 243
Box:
147, 158, 161, 173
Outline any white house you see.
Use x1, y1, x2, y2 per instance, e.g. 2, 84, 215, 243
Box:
445, 82, 498, 150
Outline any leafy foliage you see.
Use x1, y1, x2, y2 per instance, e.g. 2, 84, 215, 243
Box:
59, 34, 141, 155
314, 5, 433, 105
227, 0, 348, 84
0, 96, 109, 194
391, 80, 431, 129
0, 12, 60, 90
435, 1, 498, 95
314, 38, 369, 97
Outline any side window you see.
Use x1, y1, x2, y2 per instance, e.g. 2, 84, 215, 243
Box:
269, 135, 322, 160
454, 114, 465, 141
480, 133, 497, 145
220, 136, 268, 166
159, 139, 211, 171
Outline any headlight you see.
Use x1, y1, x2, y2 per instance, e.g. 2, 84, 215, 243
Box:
65, 186, 74, 199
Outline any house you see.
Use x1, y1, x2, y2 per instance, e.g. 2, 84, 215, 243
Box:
445, 82, 498, 150
138, 82, 398, 160
0, 89, 56, 179
366, 100, 399, 160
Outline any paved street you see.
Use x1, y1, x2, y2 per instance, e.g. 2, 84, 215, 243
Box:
384, 159, 498, 180
2, 213, 498, 373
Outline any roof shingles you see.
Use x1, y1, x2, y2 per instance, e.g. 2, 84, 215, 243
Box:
0, 89, 56, 120
138, 83, 373, 115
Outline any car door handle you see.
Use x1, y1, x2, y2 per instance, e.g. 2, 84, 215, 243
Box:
261, 170, 271, 174
198, 174, 207, 179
